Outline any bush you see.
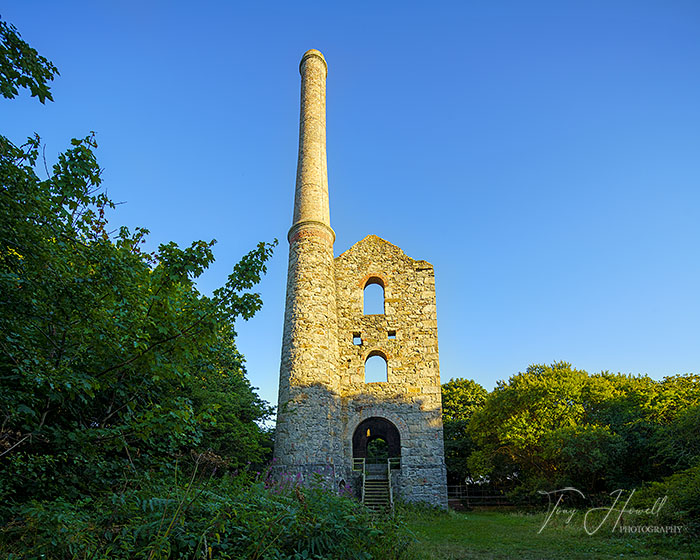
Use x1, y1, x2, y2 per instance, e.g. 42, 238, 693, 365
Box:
0, 463, 415, 559
633, 463, 700, 538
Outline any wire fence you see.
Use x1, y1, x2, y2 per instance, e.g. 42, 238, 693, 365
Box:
447, 485, 615, 509
447, 485, 523, 508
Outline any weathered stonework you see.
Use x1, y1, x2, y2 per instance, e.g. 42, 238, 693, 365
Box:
273, 49, 447, 508
334, 235, 447, 506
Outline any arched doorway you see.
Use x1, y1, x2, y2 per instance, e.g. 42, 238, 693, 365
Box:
352, 417, 401, 464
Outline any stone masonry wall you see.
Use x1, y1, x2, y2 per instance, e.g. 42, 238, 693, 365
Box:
274, 50, 447, 508
274, 49, 343, 472
274, 226, 342, 468
334, 235, 448, 507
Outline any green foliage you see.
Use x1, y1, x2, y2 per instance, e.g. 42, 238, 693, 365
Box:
448, 363, 699, 496
0, 127, 276, 506
656, 405, 700, 471
0, 17, 276, 514
468, 362, 592, 489
635, 463, 700, 538
1, 466, 415, 559
188, 349, 274, 469
0, 16, 59, 102
539, 424, 625, 491
440, 378, 487, 484
367, 438, 389, 463
441, 378, 487, 423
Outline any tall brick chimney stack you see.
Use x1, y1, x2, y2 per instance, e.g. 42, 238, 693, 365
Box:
274, 50, 342, 473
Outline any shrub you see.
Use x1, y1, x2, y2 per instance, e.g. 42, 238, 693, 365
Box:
633, 463, 700, 539
1, 465, 415, 560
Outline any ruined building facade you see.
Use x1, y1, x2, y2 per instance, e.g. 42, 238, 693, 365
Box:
273, 49, 447, 508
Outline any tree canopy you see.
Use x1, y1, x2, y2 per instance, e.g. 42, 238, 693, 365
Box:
0, 16, 276, 508
442, 363, 700, 502
441, 378, 487, 484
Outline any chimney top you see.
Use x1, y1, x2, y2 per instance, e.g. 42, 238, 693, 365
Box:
300, 49, 327, 76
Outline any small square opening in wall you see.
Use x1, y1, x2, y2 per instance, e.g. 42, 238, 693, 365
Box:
388, 330, 396, 340
353, 333, 362, 345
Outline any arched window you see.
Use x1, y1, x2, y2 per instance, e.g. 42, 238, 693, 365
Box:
365, 352, 388, 383
363, 278, 384, 315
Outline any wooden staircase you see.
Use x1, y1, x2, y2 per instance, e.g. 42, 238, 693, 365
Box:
353, 457, 400, 512
363, 464, 391, 511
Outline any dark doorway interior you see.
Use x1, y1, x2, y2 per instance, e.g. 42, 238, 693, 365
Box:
352, 417, 401, 463
367, 437, 388, 463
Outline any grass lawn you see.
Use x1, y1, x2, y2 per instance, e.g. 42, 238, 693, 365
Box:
403, 509, 698, 560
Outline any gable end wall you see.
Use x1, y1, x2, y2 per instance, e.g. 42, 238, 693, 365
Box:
334, 235, 448, 507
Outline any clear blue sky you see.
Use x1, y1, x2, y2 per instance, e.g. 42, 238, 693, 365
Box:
3, 1, 699, 407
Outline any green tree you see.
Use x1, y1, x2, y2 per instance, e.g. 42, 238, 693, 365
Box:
582, 372, 700, 486
367, 438, 389, 463
468, 362, 625, 493
581, 373, 664, 486
441, 378, 487, 483
656, 404, 700, 471
654, 374, 700, 423
467, 362, 700, 495
442, 377, 487, 422
188, 333, 274, 468
0, 17, 58, 102
468, 362, 588, 484
0, 17, 276, 507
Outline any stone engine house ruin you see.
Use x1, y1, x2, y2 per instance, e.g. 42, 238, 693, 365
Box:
273, 49, 448, 508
